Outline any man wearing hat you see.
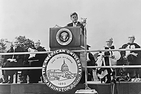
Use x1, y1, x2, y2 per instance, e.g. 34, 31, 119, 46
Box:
119, 35, 141, 79
67, 12, 85, 35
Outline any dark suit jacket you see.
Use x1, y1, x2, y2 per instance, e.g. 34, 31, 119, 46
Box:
67, 21, 84, 35
28, 46, 47, 67
4, 46, 25, 66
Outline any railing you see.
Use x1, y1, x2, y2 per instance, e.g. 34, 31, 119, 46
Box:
0, 48, 141, 84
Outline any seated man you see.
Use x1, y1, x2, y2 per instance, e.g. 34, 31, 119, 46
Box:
3, 39, 25, 83
0, 45, 6, 83
118, 35, 141, 79
28, 40, 47, 83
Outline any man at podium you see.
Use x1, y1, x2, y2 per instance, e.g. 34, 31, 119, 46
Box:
66, 12, 87, 84
67, 12, 85, 35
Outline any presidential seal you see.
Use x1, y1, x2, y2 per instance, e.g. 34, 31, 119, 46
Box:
42, 49, 82, 92
56, 28, 72, 46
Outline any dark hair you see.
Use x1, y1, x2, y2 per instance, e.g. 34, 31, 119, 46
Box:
70, 12, 78, 17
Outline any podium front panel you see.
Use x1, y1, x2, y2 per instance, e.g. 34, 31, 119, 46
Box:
49, 27, 84, 49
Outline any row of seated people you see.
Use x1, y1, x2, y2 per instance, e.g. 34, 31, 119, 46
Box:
1, 39, 47, 83
1, 35, 141, 84
86, 36, 141, 83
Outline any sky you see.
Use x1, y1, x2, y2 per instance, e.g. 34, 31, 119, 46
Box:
0, 0, 141, 51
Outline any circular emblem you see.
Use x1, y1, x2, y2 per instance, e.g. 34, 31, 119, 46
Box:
42, 49, 82, 92
56, 28, 73, 46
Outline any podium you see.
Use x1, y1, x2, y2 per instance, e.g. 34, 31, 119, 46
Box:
48, 26, 97, 93
49, 27, 84, 51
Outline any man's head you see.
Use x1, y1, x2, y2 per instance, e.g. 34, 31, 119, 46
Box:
128, 35, 135, 43
34, 40, 41, 49
70, 12, 78, 23
106, 38, 113, 47
13, 39, 19, 48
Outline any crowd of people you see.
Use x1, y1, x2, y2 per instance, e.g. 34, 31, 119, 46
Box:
0, 39, 47, 83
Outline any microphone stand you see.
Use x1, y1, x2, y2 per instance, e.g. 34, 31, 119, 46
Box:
81, 18, 91, 90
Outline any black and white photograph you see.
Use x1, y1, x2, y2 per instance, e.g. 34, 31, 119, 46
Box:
0, 0, 141, 94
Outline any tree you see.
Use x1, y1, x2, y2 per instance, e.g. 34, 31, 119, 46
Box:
0, 39, 7, 51
15, 36, 34, 49
0, 39, 8, 66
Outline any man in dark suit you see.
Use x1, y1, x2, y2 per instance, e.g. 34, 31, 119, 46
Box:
28, 40, 47, 83
67, 12, 87, 84
3, 39, 26, 83
67, 12, 85, 35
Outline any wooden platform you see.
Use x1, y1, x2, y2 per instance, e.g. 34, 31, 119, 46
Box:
0, 82, 141, 94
